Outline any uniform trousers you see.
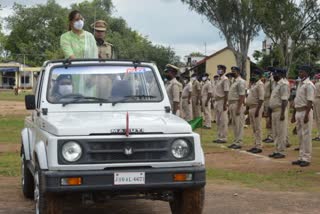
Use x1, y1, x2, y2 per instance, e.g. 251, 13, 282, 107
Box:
229, 102, 244, 145
313, 98, 320, 136
215, 99, 228, 141
181, 98, 193, 122
272, 109, 288, 153
296, 110, 313, 162
202, 97, 211, 128
249, 107, 263, 148
192, 96, 201, 119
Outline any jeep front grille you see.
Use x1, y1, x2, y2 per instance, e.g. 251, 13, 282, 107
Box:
57, 138, 194, 165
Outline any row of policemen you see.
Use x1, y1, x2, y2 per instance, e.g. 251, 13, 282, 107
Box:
165, 63, 316, 167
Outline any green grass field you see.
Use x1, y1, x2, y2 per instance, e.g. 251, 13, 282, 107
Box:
0, 152, 20, 176
0, 115, 25, 144
0, 90, 32, 101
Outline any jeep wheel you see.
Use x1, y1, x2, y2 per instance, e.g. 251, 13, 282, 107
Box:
169, 187, 205, 214
34, 162, 62, 214
21, 146, 34, 199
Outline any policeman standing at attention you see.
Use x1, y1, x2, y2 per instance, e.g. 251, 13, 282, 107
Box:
263, 67, 274, 143
268, 69, 289, 158
312, 73, 320, 141
181, 76, 193, 121
165, 64, 181, 115
227, 67, 246, 149
213, 65, 230, 144
291, 65, 315, 167
245, 70, 265, 153
191, 73, 202, 119
91, 20, 114, 59
201, 73, 213, 129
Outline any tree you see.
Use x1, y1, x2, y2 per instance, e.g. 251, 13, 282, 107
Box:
181, 0, 260, 78
255, 0, 320, 75
188, 52, 206, 57
5, 0, 68, 66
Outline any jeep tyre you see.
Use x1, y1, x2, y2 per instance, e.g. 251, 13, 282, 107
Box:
169, 187, 205, 214
21, 145, 34, 199
34, 161, 62, 214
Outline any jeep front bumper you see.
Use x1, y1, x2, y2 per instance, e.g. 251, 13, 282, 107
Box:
41, 166, 206, 193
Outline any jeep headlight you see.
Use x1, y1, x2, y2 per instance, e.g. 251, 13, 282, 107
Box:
62, 141, 82, 162
171, 139, 190, 159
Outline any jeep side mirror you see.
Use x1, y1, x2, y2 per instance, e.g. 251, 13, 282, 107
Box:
25, 95, 36, 110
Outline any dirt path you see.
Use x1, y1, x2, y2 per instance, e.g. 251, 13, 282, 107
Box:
1, 177, 320, 214
0, 100, 28, 116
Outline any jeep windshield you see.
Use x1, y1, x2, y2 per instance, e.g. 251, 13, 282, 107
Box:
47, 65, 163, 105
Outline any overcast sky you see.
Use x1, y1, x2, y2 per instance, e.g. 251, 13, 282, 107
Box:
0, 0, 264, 61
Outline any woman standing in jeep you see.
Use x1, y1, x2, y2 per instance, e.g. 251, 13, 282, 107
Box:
60, 10, 98, 59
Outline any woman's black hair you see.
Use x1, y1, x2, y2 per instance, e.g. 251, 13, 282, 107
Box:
68, 10, 81, 31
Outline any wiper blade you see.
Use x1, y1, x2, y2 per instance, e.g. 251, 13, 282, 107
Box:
126, 95, 156, 99
111, 95, 156, 106
62, 96, 109, 107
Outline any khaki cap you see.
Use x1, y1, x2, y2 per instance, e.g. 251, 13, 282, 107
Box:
165, 64, 180, 73
91, 20, 107, 31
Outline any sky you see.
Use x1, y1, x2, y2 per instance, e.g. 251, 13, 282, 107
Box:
0, 0, 265, 61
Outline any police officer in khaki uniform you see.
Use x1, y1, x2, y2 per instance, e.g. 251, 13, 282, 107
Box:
227, 67, 246, 149
181, 76, 193, 121
263, 69, 274, 143
211, 75, 219, 123
191, 73, 202, 119
176, 76, 183, 117
291, 65, 315, 167
312, 73, 320, 141
245, 70, 265, 153
201, 73, 213, 128
213, 65, 230, 143
268, 69, 289, 158
91, 20, 113, 59
165, 64, 181, 115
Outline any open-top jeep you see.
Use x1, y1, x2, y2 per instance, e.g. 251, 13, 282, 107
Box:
21, 59, 206, 214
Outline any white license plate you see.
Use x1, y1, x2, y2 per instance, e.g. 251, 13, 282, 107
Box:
114, 172, 145, 185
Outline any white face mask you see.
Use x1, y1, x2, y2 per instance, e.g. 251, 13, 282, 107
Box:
202, 77, 207, 81
217, 70, 223, 75
191, 77, 197, 81
59, 85, 73, 96
73, 20, 84, 30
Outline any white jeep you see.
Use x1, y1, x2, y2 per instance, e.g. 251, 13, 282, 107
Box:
21, 59, 206, 214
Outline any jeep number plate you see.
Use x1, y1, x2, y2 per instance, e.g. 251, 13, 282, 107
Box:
114, 172, 145, 185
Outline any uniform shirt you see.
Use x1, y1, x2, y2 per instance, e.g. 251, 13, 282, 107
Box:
201, 80, 213, 98
246, 80, 265, 106
60, 30, 98, 58
294, 77, 315, 108
315, 81, 320, 98
228, 76, 246, 101
211, 80, 217, 101
98, 41, 113, 59
166, 78, 180, 107
215, 75, 230, 98
182, 82, 192, 98
191, 80, 201, 97
269, 79, 289, 110
178, 81, 183, 96
264, 80, 272, 99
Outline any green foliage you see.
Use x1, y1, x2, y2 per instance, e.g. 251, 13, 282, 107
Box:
5, 0, 68, 66
189, 52, 206, 57
181, 0, 260, 77
254, 0, 320, 74
3, 0, 179, 70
